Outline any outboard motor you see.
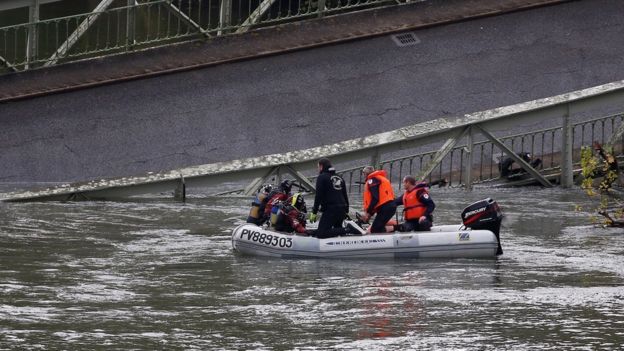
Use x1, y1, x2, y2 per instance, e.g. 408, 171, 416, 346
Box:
461, 198, 503, 255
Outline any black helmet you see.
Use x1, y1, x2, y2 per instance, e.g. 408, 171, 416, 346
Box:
259, 184, 273, 194
280, 180, 293, 193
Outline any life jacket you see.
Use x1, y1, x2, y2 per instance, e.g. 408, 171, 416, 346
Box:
403, 185, 428, 221
363, 170, 395, 213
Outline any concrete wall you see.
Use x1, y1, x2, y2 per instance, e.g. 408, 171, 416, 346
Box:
1, 0, 623, 184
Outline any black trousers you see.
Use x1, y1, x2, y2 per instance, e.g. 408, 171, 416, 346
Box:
315, 205, 348, 239
371, 201, 397, 233
398, 218, 432, 232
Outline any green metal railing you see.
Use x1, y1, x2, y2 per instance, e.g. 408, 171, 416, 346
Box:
4, 80, 624, 202
335, 113, 624, 191
0, 0, 409, 72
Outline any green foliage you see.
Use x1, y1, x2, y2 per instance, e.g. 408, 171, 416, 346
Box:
580, 146, 598, 196
578, 144, 623, 226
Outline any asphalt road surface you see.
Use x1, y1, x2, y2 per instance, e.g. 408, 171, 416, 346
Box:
1, 0, 623, 183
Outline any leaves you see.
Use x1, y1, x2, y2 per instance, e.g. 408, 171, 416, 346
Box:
579, 144, 623, 227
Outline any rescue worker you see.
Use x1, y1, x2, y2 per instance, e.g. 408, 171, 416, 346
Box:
309, 158, 362, 238
394, 176, 435, 232
246, 184, 273, 225
499, 152, 542, 178
360, 166, 397, 233
264, 180, 293, 226
274, 193, 308, 234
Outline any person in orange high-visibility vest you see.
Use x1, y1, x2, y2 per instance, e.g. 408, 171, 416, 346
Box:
360, 166, 396, 233
394, 175, 435, 232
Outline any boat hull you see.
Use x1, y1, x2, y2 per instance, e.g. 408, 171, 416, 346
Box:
231, 224, 499, 259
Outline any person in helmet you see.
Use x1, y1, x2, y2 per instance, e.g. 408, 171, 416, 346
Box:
274, 193, 308, 234
246, 184, 273, 225
264, 179, 293, 226
499, 152, 542, 178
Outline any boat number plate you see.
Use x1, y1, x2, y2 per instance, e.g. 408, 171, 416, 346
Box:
240, 228, 293, 248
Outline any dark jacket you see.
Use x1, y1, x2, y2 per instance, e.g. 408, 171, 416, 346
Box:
312, 167, 349, 214
274, 203, 307, 233
263, 191, 289, 219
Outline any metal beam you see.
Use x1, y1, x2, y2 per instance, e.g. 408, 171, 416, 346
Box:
162, 0, 211, 37
0, 55, 17, 72
218, 0, 232, 35
474, 124, 553, 187
26, 0, 39, 69
417, 126, 469, 181
0, 0, 59, 11
4, 80, 624, 202
370, 148, 381, 169
242, 165, 316, 196
464, 126, 474, 190
560, 104, 574, 187
243, 166, 279, 195
126, 0, 136, 49
173, 175, 186, 201
608, 118, 624, 147
283, 165, 316, 193
317, 0, 326, 17
43, 0, 115, 67
235, 0, 278, 34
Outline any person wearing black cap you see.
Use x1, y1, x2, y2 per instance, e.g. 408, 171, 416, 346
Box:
309, 158, 359, 238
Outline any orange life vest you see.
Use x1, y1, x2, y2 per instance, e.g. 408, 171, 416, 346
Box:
403, 187, 428, 220
363, 170, 395, 213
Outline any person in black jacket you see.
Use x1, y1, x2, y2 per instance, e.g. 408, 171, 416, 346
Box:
499, 152, 542, 178
309, 158, 360, 238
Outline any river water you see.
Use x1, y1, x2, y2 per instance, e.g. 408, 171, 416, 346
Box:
1, 187, 623, 350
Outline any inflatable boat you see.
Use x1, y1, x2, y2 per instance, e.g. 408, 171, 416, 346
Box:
231, 198, 503, 259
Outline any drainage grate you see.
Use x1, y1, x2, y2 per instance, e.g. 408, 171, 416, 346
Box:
391, 32, 421, 47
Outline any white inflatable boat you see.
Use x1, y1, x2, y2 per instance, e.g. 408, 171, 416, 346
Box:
232, 198, 504, 259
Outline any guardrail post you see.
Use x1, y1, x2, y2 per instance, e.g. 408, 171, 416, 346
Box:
218, 0, 232, 35
561, 103, 574, 187
26, 0, 40, 69
370, 148, 381, 169
174, 175, 186, 202
317, 0, 326, 17
126, 0, 136, 50
464, 126, 474, 190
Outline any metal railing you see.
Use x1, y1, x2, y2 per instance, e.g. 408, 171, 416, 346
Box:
0, 0, 410, 72
336, 113, 624, 192
3, 80, 624, 202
